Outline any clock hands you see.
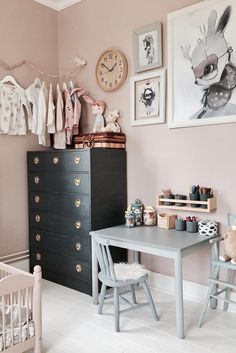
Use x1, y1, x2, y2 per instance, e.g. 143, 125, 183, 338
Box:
101, 63, 110, 71
102, 62, 117, 72
110, 63, 117, 71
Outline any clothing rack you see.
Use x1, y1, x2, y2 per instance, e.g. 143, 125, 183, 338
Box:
0, 56, 87, 79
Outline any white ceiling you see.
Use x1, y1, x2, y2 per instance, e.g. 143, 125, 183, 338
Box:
33, 0, 82, 11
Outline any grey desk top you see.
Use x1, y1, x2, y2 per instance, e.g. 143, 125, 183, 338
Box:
91, 225, 215, 253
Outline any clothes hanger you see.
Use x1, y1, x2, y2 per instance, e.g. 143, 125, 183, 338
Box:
0, 74, 21, 88
63, 82, 67, 91
34, 77, 41, 88
69, 80, 74, 89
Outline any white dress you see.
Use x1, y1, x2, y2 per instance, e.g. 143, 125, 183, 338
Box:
25, 78, 41, 134
37, 82, 51, 147
0, 82, 31, 135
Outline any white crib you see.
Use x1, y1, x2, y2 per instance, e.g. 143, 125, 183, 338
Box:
0, 262, 42, 353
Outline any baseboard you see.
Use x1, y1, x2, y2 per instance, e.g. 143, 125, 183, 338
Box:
0, 251, 30, 272
149, 271, 236, 314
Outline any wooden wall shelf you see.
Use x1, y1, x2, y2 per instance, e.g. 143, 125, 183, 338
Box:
157, 196, 217, 213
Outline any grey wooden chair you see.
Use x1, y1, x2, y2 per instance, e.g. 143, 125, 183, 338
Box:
198, 213, 236, 327
91, 233, 159, 332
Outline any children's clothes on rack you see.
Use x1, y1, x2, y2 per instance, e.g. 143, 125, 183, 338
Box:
0, 79, 31, 135
47, 83, 56, 134
64, 86, 85, 145
26, 78, 42, 134
54, 84, 66, 149
37, 82, 50, 147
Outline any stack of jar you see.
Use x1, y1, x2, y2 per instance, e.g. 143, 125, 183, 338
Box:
125, 199, 157, 228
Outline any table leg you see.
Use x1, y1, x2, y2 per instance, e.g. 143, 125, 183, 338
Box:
92, 237, 98, 305
132, 250, 140, 263
210, 242, 217, 309
175, 252, 184, 339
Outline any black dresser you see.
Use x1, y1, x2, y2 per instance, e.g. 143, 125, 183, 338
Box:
27, 149, 127, 295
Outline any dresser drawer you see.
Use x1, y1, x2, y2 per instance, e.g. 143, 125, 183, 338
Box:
29, 192, 90, 217
28, 152, 67, 172
28, 151, 90, 172
29, 211, 90, 236
28, 172, 89, 194
29, 229, 91, 258
30, 250, 91, 281
66, 151, 90, 171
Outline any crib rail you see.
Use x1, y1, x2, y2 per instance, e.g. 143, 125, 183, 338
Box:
0, 264, 42, 353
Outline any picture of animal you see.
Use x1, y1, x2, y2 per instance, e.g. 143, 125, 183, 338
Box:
143, 34, 155, 64
181, 5, 236, 120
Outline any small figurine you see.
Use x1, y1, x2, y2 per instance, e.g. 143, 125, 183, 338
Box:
143, 205, 157, 226
83, 95, 106, 133
102, 109, 121, 133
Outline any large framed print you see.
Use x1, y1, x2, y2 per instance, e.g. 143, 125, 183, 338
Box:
130, 69, 166, 126
168, 0, 236, 128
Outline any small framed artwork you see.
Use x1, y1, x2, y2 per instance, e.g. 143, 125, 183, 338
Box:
133, 21, 163, 73
130, 69, 166, 126
168, 0, 236, 128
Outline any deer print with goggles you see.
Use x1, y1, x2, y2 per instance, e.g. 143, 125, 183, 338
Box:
182, 5, 236, 119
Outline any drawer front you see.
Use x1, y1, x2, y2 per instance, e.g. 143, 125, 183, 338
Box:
30, 250, 91, 281
28, 152, 67, 172
28, 172, 89, 194
29, 211, 90, 236
28, 151, 90, 172
66, 151, 90, 172
30, 229, 91, 259
29, 192, 90, 217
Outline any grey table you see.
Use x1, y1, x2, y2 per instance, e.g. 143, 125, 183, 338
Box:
90, 225, 214, 339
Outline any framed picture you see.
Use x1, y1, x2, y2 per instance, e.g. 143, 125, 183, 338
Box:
168, 0, 236, 128
130, 69, 166, 126
133, 21, 163, 73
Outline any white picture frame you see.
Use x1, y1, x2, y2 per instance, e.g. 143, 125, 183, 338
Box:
130, 69, 166, 126
168, 0, 236, 128
133, 21, 163, 73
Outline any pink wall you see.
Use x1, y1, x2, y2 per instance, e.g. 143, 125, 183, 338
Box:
2, 0, 235, 286
0, 0, 58, 256
58, 0, 236, 285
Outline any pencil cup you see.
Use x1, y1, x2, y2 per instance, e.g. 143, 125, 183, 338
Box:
164, 194, 175, 206
174, 194, 187, 206
189, 193, 200, 207
175, 219, 186, 231
200, 194, 213, 209
186, 221, 198, 233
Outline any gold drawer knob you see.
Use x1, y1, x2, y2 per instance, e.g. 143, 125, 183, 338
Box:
74, 156, 80, 164
36, 253, 41, 261
34, 156, 39, 165
76, 242, 81, 251
34, 176, 40, 184
75, 199, 81, 208
53, 156, 59, 165
34, 195, 40, 203
74, 178, 81, 186
35, 214, 41, 222
36, 234, 41, 242
75, 221, 81, 229
76, 264, 82, 272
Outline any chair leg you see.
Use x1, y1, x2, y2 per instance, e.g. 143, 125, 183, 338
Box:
114, 287, 120, 332
142, 280, 159, 321
197, 265, 220, 328
223, 269, 233, 312
130, 284, 137, 304
98, 283, 107, 314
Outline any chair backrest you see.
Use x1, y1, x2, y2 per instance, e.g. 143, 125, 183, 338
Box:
227, 213, 236, 229
91, 233, 117, 282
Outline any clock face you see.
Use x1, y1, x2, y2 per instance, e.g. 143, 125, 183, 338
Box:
96, 49, 128, 92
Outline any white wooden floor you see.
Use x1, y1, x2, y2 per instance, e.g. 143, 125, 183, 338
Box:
30, 279, 236, 353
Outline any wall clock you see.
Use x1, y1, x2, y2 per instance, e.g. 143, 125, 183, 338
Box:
95, 48, 128, 92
